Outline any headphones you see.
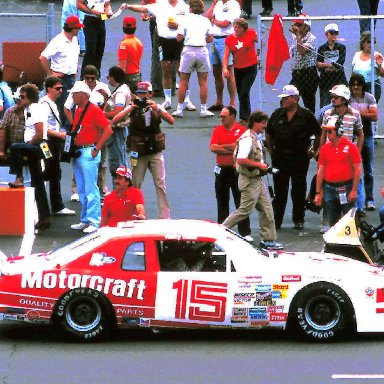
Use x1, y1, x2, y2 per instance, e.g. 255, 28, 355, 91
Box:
334, 117, 344, 136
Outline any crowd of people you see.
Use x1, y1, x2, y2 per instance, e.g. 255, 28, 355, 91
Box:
0, 0, 383, 251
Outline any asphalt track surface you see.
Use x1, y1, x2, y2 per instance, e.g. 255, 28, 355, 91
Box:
1, 1, 384, 383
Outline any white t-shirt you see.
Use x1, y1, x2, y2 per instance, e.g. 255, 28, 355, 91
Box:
41, 32, 80, 75
147, 0, 189, 39
105, 83, 131, 111
177, 13, 214, 47
237, 131, 264, 162
64, 80, 111, 110
24, 103, 48, 143
85, 0, 109, 17
211, 0, 241, 37
39, 95, 61, 132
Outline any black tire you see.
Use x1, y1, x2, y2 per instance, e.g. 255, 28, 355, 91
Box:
53, 288, 115, 341
288, 282, 356, 341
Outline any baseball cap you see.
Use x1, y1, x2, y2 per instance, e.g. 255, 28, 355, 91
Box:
324, 23, 339, 33
70, 81, 91, 96
294, 13, 311, 27
136, 81, 153, 94
65, 15, 85, 29
123, 16, 137, 28
329, 84, 350, 100
278, 85, 300, 98
115, 166, 132, 179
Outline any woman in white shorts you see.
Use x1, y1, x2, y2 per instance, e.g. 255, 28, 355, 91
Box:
172, 0, 215, 118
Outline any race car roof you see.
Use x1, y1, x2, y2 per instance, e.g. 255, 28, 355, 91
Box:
108, 219, 224, 241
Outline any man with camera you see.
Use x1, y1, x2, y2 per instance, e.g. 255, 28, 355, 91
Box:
112, 81, 174, 219
69, 81, 112, 233
223, 110, 283, 250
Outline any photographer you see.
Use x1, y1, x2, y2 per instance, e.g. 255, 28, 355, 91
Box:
112, 81, 174, 219
223, 111, 283, 250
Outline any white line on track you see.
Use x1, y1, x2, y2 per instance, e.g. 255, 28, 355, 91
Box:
332, 374, 384, 379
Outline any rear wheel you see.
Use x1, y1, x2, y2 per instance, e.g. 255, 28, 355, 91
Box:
288, 282, 355, 341
53, 288, 114, 341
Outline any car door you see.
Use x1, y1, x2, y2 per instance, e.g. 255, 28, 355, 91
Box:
154, 239, 233, 328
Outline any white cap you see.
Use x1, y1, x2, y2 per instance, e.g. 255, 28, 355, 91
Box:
324, 23, 339, 33
278, 85, 300, 98
70, 81, 91, 96
329, 84, 350, 101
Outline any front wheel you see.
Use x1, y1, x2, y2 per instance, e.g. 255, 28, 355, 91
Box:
53, 288, 114, 341
288, 282, 355, 341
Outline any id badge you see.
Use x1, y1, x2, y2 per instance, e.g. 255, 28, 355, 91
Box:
40, 142, 52, 159
214, 165, 221, 175
64, 135, 72, 153
338, 187, 348, 205
130, 151, 138, 167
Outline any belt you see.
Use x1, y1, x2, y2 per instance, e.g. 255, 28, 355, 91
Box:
61, 73, 76, 78
325, 179, 352, 187
76, 144, 94, 149
185, 45, 205, 47
214, 35, 226, 39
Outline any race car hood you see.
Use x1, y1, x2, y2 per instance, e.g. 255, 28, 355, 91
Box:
271, 250, 384, 278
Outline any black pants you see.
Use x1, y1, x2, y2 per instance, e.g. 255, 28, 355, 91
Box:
291, 66, 319, 114
242, 0, 253, 14
45, 138, 65, 213
262, 0, 273, 10
272, 164, 309, 227
215, 166, 251, 236
234, 64, 257, 121
82, 16, 106, 77
9, 143, 50, 220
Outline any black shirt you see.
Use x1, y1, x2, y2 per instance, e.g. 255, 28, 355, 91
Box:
266, 105, 321, 168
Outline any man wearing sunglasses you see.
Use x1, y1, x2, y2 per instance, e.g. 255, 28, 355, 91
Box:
314, 122, 361, 227
316, 23, 347, 109
39, 77, 76, 217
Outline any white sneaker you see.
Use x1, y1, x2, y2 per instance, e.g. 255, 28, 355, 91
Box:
320, 225, 330, 234
200, 110, 214, 118
162, 100, 172, 110
83, 224, 98, 233
70, 193, 79, 202
71, 222, 89, 230
184, 100, 196, 111
243, 235, 254, 242
172, 110, 184, 118
53, 207, 76, 216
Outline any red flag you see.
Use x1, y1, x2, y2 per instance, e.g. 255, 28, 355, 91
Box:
265, 14, 290, 85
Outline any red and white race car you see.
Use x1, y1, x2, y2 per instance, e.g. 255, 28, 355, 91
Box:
0, 213, 384, 341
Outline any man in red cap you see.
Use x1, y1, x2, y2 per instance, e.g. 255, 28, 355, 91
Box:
101, 166, 146, 226
118, 16, 143, 92
39, 15, 84, 124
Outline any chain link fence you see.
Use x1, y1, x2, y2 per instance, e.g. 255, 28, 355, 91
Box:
256, 14, 384, 138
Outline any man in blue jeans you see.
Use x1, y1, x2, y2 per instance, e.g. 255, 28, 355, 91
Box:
69, 82, 112, 233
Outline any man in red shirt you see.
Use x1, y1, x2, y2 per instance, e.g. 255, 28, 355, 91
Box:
118, 16, 143, 92
210, 106, 251, 240
314, 123, 361, 226
69, 81, 112, 233
101, 166, 146, 226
